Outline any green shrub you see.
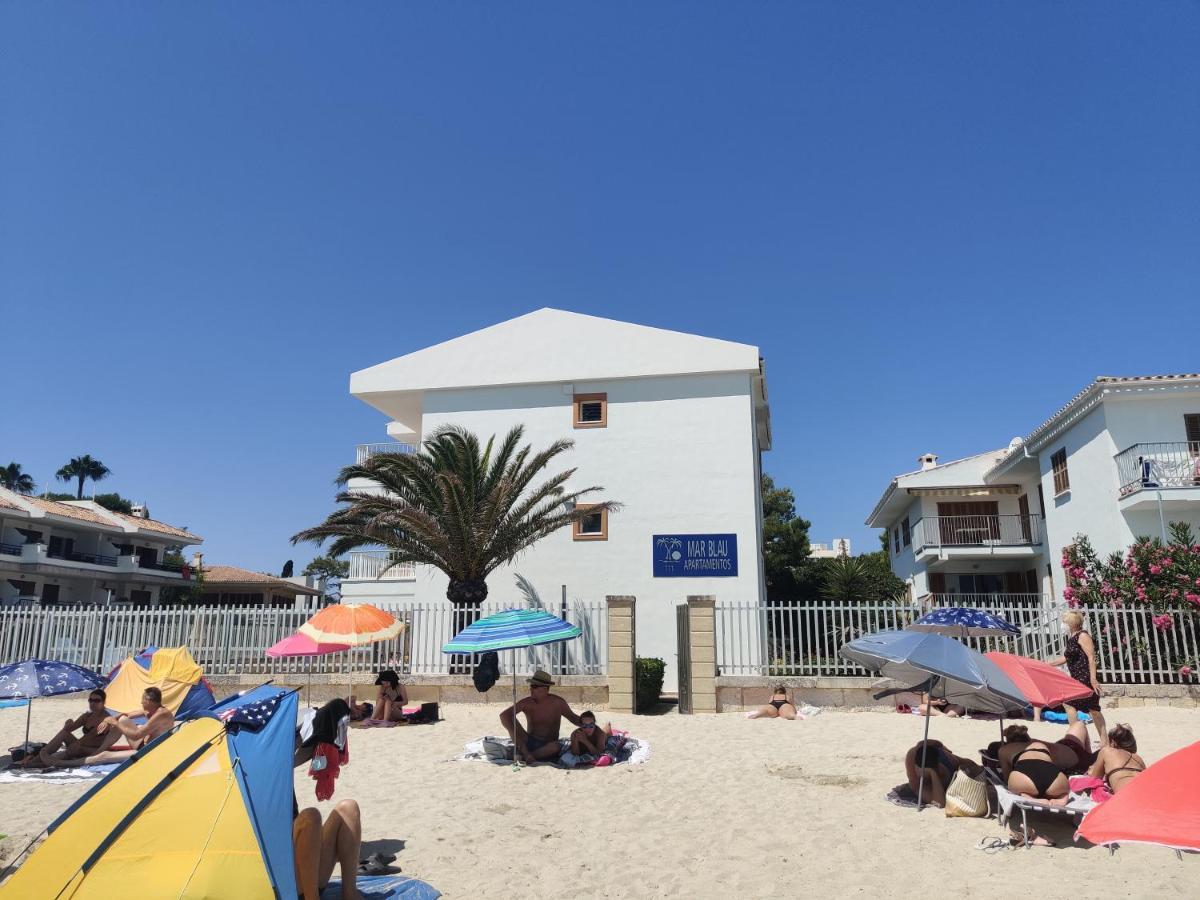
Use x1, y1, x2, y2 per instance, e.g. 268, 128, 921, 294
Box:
635, 657, 666, 712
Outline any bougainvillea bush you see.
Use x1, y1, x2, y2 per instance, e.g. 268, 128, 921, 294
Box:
1061, 522, 1200, 682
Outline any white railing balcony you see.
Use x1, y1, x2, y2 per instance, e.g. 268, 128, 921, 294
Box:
1115, 442, 1200, 497
926, 592, 1047, 609
912, 514, 1041, 553
346, 551, 416, 581
355, 442, 417, 464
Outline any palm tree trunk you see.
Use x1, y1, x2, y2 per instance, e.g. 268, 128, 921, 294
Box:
77, 476, 85, 499
447, 578, 488, 674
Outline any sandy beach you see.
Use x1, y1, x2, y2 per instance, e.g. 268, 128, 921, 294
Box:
1, 697, 1197, 898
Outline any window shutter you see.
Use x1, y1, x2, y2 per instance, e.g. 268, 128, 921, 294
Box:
1185, 414, 1200, 451
929, 573, 946, 595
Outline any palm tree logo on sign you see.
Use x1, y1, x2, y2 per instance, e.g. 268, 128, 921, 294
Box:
655, 536, 683, 564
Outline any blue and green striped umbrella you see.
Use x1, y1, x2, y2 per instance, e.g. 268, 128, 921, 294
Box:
442, 608, 581, 653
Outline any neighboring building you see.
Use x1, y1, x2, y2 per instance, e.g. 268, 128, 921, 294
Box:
868, 374, 1200, 606
810, 538, 851, 559
197, 563, 322, 607
340, 308, 772, 689
0, 488, 202, 605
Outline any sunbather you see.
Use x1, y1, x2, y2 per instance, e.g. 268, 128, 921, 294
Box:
27, 689, 120, 767
998, 724, 1069, 807
916, 694, 966, 717
1087, 724, 1145, 795
49, 687, 175, 767
499, 669, 584, 764
294, 798, 363, 900
747, 685, 798, 719
569, 710, 611, 758
904, 739, 980, 808
370, 669, 408, 723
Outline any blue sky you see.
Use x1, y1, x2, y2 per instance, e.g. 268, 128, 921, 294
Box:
2, 3, 1197, 573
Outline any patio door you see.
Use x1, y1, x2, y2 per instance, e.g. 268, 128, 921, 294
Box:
1018, 494, 1032, 542
936, 501, 999, 545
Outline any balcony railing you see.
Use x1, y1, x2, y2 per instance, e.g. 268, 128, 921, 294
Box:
1115, 442, 1200, 497
46, 547, 118, 567
356, 442, 417, 464
138, 559, 184, 573
0, 542, 22, 557
912, 515, 1041, 552
347, 551, 416, 581
927, 592, 1047, 609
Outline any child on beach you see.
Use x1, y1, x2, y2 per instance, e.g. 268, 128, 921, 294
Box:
567, 710, 612, 764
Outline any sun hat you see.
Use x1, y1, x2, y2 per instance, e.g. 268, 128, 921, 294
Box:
374, 669, 400, 686
527, 669, 555, 687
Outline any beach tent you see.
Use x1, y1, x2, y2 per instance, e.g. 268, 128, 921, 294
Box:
104, 645, 215, 719
0, 685, 299, 897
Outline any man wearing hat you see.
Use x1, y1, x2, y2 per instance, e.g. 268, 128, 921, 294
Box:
500, 669, 585, 764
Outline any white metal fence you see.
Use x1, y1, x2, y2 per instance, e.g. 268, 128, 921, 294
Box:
0, 601, 607, 678
715, 599, 1200, 685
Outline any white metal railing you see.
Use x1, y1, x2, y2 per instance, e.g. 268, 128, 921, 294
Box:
714, 598, 1198, 684
912, 514, 1041, 552
927, 593, 1046, 609
346, 551, 416, 581
0, 600, 607, 678
355, 442, 417, 464
1115, 442, 1200, 497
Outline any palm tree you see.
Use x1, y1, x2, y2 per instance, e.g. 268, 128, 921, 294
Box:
1, 462, 36, 494
293, 425, 619, 607
55, 455, 112, 499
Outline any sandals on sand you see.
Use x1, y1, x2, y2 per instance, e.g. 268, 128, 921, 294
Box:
358, 852, 398, 876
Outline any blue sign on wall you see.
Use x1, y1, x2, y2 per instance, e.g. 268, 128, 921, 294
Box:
653, 534, 738, 578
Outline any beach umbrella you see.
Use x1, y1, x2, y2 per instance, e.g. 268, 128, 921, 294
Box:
299, 603, 404, 695
908, 607, 1021, 639
442, 608, 581, 762
1076, 740, 1200, 855
0, 658, 108, 752
983, 652, 1094, 709
266, 632, 352, 705
840, 630, 1030, 810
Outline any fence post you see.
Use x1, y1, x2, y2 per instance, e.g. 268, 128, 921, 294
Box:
687, 595, 717, 714
606, 596, 636, 714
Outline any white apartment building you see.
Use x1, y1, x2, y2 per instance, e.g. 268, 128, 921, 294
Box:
810, 539, 851, 559
339, 308, 772, 689
868, 374, 1200, 606
0, 489, 202, 605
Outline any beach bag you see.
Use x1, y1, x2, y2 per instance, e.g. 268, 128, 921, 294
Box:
944, 770, 988, 818
481, 736, 514, 761
473, 652, 500, 692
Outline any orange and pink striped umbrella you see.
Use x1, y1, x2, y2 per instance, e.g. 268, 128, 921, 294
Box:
299, 603, 403, 647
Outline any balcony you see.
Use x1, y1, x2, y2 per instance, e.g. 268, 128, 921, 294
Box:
912, 514, 1042, 561
356, 442, 417, 464
0, 542, 22, 558
46, 547, 118, 567
346, 551, 416, 581
1114, 442, 1200, 511
927, 592, 1047, 610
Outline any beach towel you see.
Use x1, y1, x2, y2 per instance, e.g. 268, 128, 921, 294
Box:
323, 873, 440, 899
885, 783, 919, 808
0, 763, 119, 785
1068, 774, 1113, 804
458, 734, 651, 768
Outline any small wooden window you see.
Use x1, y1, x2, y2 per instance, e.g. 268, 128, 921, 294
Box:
901, 517, 911, 547
1051, 448, 1070, 495
573, 505, 608, 541
573, 393, 607, 429
892, 527, 900, 553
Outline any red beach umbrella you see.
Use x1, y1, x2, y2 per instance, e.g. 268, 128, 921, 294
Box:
1077, 740, 1200, 853
266, 632, 351, 658
984, 652, 1095, 708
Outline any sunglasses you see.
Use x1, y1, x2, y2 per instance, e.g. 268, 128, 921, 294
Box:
88, 697, 104, 703
582, 722, 596, 728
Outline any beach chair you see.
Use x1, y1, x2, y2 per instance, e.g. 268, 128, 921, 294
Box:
991, 782, 1095, 848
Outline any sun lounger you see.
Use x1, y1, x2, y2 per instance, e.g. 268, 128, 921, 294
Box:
990, 781, 1095, 848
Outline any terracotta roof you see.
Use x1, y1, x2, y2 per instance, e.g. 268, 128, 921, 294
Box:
105, 510, 201, 543
22, 495, 119, 526
0, 495, 23, 510
200, 564, 321, 595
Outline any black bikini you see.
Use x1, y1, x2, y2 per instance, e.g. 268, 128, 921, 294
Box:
1012, 746, 1063, 797
1104, 752, 1145, 792
769, 698, 788, 710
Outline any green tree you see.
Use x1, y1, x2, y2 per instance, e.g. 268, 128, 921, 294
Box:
761, 473, 811, 603
303, 554, 349, 603
1, 462, 36, 494
818, 550, 906, 604
294, 425, 619, 607
55, 455, 111, 499
93, 493, 134, 514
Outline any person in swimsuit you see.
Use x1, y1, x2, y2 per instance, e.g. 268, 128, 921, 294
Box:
499, 670, 584, 763
747, 685, 798, 720
999, 724, 1070, 804
903, 739, 980, 808
916, 693, 966, 718
369, 669, 408, 723
568, 710, 611, 759
1087, 724, 1145, 795
50, 686, 176, 766
1047, 611, 1108, 746
28, 689, 121, 767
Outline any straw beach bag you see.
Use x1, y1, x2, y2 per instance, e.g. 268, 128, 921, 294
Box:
944, 770, 988, 818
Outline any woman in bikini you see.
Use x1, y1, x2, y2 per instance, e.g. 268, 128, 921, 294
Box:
1087, 724, 1145, 795
369, 670, 408, 723
747, 685, 797, 720
903, 739, 980, 808
28, 689, 119, 767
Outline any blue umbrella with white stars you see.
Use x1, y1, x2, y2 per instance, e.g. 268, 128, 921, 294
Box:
907, 607, 1021, 639
0, 659, 108, 755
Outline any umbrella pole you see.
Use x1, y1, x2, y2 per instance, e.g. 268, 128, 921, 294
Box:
512, 648, 519, 769
916, 678, 934, 812
24, 698, 32, 751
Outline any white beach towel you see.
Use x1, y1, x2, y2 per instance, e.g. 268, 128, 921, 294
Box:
0, 763, 120, 785
456, 735, 651, 768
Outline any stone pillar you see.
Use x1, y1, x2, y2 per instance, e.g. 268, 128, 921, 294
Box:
606, 596, 636, 714
687, 595, 717, 714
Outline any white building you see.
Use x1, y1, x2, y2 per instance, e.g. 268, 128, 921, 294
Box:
810, 539, 851, 559
0, 489, 202, 605
868, 374, 1200, 606
339, 308, 772, 689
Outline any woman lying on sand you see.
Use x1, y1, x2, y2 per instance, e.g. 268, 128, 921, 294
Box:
904, 739, 981, 807
747, 685, 797, 720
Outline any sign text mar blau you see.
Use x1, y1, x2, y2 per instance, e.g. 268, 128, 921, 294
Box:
652, 534, 738, 578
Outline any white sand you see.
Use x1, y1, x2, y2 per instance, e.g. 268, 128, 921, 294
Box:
2, 698, 1197, 898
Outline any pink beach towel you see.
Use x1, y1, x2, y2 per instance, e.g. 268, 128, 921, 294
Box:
1069, 775, 1112, 804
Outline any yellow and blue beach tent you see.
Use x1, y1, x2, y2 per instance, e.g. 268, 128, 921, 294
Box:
0, 685, 299, 898
104, 645, 216, 719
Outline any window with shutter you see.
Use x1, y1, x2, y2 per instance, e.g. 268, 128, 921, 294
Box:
893, 527, 900, 553
573, 505, 608, 541
1018, 494, 1032, 543
1051, 448, 1070, 495
573, 393, 607, 429
1185, 414, 1200, 455
901, 517, 911, 547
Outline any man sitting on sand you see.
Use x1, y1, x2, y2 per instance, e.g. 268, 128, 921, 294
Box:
500, 669, 584, 764
27, 688, 121, 767
49, 686, 175, 767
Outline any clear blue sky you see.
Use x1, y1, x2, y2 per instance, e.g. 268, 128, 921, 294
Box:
2, 4, 1197, 573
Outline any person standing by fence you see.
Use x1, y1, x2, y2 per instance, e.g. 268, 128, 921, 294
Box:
1047, 611, 1108, 747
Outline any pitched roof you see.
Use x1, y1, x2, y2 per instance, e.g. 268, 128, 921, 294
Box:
103, 509, 201, 542
350, 308, 764, 398
0, 490, 201, 543
865, 449, 1009, 526
200, 565, 321, 595
20, 495, 120, 526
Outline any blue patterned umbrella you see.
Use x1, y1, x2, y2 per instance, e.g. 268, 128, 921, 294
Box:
907, 607, 1021, 639
0, 659, 108, 752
